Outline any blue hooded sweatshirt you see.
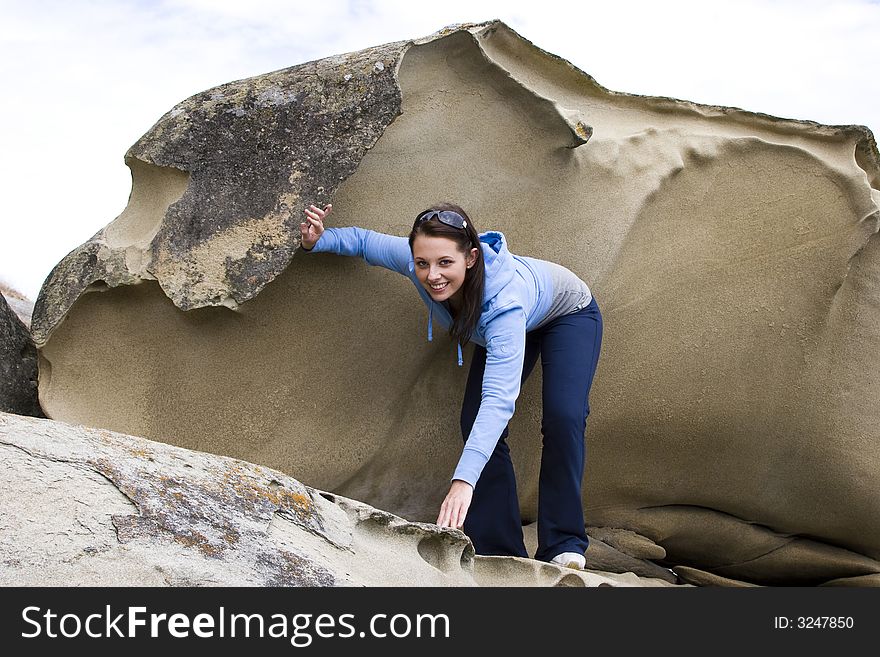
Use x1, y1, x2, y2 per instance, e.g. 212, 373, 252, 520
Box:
308, 226, 559, 488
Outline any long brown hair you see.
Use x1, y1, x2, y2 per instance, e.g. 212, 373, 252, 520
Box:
408, 202, 485, 346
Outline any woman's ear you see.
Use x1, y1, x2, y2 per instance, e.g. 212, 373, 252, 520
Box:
466, 247, 478, 269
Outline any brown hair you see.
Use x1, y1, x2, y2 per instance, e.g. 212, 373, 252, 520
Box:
408, 202, 485, 346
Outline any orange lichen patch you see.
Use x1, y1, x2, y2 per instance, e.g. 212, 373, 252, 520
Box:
221, 467, 259, 501
173, 530, 224, 558
264, 487, 312, 511
221, 465, 313, 517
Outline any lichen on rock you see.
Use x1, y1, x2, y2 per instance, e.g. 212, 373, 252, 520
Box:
32, 38, 408, 345
0, 412, 666, 587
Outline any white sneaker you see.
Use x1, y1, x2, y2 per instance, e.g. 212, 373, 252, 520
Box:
551, 552, 586, 570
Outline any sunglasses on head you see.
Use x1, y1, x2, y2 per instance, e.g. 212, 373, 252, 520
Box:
414, 210, 468, 230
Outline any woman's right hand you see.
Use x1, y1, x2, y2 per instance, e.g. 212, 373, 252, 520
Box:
300, 203, 332, 250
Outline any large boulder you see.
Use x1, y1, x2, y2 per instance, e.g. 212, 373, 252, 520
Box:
0, 411, 673, 587
32, 21, 880, 585
1, 292, 42, 417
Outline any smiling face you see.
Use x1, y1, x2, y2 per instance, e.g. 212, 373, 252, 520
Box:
411, 234, 478, 307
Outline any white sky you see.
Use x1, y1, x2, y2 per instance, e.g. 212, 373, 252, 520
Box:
1, 0, 877, 300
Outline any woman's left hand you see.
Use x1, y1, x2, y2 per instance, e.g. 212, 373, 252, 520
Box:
436, 480, 474, 529
300, 203, 331, 250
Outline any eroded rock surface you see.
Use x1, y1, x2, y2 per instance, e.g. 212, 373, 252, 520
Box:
0, 412, 676, 587
0, 293, 42, 417
33, 21, 880, 586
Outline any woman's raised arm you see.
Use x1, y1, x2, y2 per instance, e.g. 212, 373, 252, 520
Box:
298, 203, 412, 276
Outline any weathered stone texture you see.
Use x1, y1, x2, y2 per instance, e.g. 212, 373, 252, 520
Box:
0, 412, 675, 587
32, 39, 409, 346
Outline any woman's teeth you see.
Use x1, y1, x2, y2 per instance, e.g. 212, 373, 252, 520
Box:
430, 282, 448, 291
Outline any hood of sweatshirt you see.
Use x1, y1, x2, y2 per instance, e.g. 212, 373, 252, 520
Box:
478, 231, 516, 310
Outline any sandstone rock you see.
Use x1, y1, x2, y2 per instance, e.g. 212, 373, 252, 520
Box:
673, 566, 760, 588
32, 21, 880, 585
0, 411, 679, 587
586, 526, 667, 561
0, 293, 42, 417
471, 555, 678, 588
820, 574, 880, 586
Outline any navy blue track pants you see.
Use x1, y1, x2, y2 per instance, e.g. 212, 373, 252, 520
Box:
460, 296, 603, 562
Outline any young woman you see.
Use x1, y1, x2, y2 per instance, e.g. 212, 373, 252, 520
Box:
300, 201, 603, 569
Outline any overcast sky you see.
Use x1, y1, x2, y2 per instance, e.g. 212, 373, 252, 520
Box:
1, 0, 878, 300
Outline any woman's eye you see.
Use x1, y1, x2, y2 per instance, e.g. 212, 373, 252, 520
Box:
440, 260, 452, 265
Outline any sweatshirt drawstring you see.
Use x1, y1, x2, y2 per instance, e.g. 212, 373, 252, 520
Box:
427, 301, 463, 367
